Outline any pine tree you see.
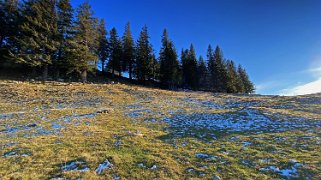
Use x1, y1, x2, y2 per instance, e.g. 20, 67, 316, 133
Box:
135, 25, 153, 82
66, 1, 99, 82
16, 0, 59, 80
107, 27, 122, 78
159, 29, 179, 89
197, 56, 208, 90
97, 19, 108, 73
56, 0, 73, 78
122, 22, 135, 80
238, 65, 255, 93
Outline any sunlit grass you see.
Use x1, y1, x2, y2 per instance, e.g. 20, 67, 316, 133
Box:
0, 80, 320, 179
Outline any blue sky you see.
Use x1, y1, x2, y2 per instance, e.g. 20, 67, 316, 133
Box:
72, 0, 321, 95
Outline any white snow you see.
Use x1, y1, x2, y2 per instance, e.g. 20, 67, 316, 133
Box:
96, 160, 113, 175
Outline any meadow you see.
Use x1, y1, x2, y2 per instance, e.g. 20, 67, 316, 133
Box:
0, 80, 320, 179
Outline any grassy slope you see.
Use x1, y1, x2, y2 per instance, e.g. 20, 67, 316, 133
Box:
0, 80, 320, 179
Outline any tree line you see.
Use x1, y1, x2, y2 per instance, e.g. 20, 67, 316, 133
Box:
0, 0, 255, 93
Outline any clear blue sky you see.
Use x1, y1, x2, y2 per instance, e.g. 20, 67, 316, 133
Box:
72, 0, 321, 95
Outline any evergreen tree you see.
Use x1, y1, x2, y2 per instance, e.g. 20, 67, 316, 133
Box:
197, 56, 208, 90
0, 0, 20, 68
208, 46, 228, 92
122, 22, 135, 80
238, 65, 255, 93
0, 0, 19, 49
181, 48, 189, 87
159, 29, 179, 89
206, 45, 214, 91
56, 0, 73, 78
226, 60, 238, 93
135, 25, 153, 82
16, 0, 59, 80
66, 1, 99, 82
97, 19, 108, 73
181, 45, 198, 90
107, 27, 122, 78
151, 53, 159, 81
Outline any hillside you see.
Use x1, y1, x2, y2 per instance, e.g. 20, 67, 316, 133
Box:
0, 80, 320, 179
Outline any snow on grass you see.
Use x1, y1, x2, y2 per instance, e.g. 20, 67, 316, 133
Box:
160, 109, 321, 133
95, 159, 113, 175
61, 161, 90, 172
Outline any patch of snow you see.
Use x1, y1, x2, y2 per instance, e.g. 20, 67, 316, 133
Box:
62, 161, 90, 172
150, 165, 157, 170
96, 160, 113, 175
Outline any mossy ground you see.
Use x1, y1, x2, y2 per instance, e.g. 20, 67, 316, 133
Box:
0, 80, 320, 179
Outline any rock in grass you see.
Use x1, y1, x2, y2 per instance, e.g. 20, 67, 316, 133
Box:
97, 108, 114, 114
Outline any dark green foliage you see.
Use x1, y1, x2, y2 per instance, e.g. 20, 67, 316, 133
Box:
226, 60, 238, 93
107, 27, 122, 78
159, 29, 179, 89
197, 56, 209, 90
208, 46, 228, 92
97, 19, 108, 72
15, 0, 59, 80
122, 22, 135, 80
181, 45, 198, 90
151, 53, 160, 81
66, 1, 99, 82
0, 0, 20, 68
0, 0, 255, 91
135, 25, 154, 82
56, 0, 73, 78
238, 65, 255, 93
0, 0, 19, 49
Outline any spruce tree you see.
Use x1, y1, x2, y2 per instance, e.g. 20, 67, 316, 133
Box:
181, 49, 189, 88
56, 0, 73, 78
135, 25, 153, 82
197, 56, 208, 90
66, 1, 99, 82
122, 22, 135, 80
206, 45, 215, 91
226, 60, 238, 93
97, 19, 108, 73
181, 45, 198, 90
16, 0, 59, 80
107, 27, 122, 78
238, 65, 255, 93
151, 53, 159, 81
208, 46, 228, 92
188, 45, 198, 90
0, 0, 19, 49
0, 0, 20, 68
159, 29, 179, 89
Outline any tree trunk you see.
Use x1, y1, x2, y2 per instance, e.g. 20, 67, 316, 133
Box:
81, 70, 87, 83
43, 64, 48, 81
112, 68, 115, 79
